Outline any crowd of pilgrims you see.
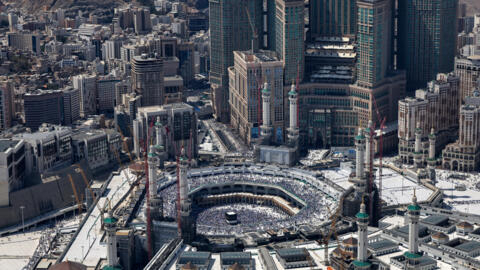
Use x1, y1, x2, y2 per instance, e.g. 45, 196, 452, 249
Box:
158, 173, 335, 235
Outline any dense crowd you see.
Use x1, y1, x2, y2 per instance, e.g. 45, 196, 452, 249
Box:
158, 173, 336, 235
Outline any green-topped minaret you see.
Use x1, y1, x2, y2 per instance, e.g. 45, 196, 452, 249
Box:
353, 199, 371, 270
103, 209, 121, 270
405, 189, 422, 268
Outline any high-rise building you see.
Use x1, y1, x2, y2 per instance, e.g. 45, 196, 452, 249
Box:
115, 79, 131, 107
356, 0, 393, 88
178, 42, 195, 85
209, 0, 263, 123
351, 0, 405, 127
24, 90, 64, 131
131, 54, 164, 106
274, 0, 305, 83
73, 74, 97, 117
103, 37, 124, 61
455, 56, 480, 102
0, 82, 14, 131
443, 90, 480, 172
398, 0, 458, 92
7, 32, 41, 54
114, 92, 141, 137
398, 73, 460, 165
228, 50, 284, 146
309, 0, 356, 38
56, 8, 65, 28
133, 8, 152, 34
8, 13, 17, 32
97, 76, 121, 113
132, 103, 198, 159
62, 87, 80, 126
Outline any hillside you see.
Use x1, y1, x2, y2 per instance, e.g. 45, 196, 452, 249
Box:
15, 0, 126, 14
461, 0, 480, 16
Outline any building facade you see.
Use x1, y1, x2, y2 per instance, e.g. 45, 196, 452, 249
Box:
7, 32, 41, 54
442, 91, 480, 172
73, 74, 97, 117
229, 50, 284, 146
356, 0, 394, 88
0, 139, 26, 207
24, 90, 64, 131
309, 0, 356, 38
14, 125, 72, 174
133, 103, 198, 159
398, 0, 458, 92
454, 56, 480, 102
62, 87, 80, 126
0, 82, 14, 131
274, 0, 305, 83
97, 76, 121, 113
131, 54, 165, 107
398, 73, 460, 165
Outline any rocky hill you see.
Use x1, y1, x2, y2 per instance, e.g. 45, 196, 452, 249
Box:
461, 0, 480, 16
15, 0, 126, 16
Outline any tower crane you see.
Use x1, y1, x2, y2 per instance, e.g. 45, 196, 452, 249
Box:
318, 204, 342, 267
245, 7, 258, 53
372, 95, 386, 218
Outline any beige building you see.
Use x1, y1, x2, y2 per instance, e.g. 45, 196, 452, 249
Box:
398, 73, 460, 165
229, 50, 284, 146
455, 56, 480, 103
442, 91, 480, 172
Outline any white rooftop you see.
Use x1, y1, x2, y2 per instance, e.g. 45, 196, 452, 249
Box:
435, 169, 480, 214
62, 169, 136, 267
323, 165, 433, 205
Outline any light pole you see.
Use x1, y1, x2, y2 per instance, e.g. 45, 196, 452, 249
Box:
19, 206, 25, 234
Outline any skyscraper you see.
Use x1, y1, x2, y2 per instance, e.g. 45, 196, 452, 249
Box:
131, 54, 164, 106
73, 74, 97, 117
209, 0, 263, 123
351, 0, 404, 126
356, 0, 394, 88
274, 0, 305, 83
398, 0, 458, 93
309, 0, 357, 38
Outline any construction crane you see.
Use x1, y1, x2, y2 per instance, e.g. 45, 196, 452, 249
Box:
145, 119, 157, 260
318, 204, 342, 267
245, 7, 258, 53
372, 95, 386, 219
67, 174, 83, 215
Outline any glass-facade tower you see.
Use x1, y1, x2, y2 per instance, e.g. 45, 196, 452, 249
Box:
356, 0, 394, 88
209, 0, 263, 122
398, 0, 458, 93
309, 0, 357, 38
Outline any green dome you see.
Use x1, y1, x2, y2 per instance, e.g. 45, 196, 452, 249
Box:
103, 217, 118, 224
352, 260, 371, 268
407, 204, 421, 211
404, 251, 422, 259
356, 212, 369, 219
103, 266, 122, 270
